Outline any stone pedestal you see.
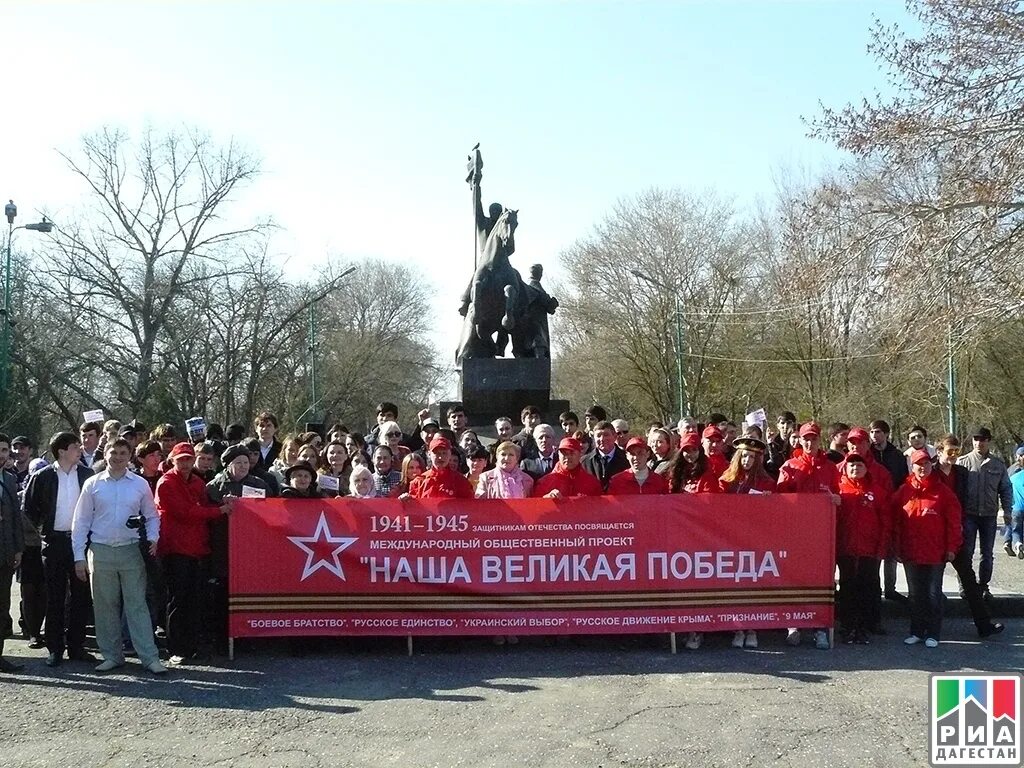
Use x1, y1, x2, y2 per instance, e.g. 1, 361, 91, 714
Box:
443, 358, 568, 429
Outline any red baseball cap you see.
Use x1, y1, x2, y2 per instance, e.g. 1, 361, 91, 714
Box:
910, 448, 931, 465
558, 437, 583, 453
428, 436, 452, 452
847, 427, 869, 443
679, 433, 701, 451
624, 437, 649, 453
168, 443, 195, 460
702, 425, 723, 440
798, 422, 821, 439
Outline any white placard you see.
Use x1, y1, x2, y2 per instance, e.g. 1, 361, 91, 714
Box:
745, 408, 767, 427
241, 485, 267, 499
185, 416, 206, 438
83, 409, 105, 424
317, 474, 340, 491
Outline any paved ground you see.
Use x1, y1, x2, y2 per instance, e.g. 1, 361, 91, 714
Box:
2, 558, 1021, 768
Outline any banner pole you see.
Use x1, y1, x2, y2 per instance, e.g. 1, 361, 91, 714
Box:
669, 632, 676, 655
407, 635, 414, 657
229, 637, 235, 662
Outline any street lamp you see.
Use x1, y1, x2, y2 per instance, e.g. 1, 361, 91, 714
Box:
2, 200, 54, 410
630, 268, 687, 419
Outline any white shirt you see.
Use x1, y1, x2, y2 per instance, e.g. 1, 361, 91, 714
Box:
54, 465, 81, 532
72, 469, 159, 561
81, 451, 96, 468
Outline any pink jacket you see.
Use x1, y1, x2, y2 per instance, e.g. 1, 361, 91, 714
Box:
475, 467, 535, 499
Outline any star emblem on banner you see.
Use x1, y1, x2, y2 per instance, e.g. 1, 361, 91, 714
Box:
287, 511, 358, 582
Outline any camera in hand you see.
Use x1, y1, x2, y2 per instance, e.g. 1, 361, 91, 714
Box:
125, 514, 145, 531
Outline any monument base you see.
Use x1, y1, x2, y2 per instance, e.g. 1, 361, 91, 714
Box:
445, 358, 568, 430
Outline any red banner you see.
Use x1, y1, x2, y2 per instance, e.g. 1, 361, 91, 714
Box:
228, 495, 835, 638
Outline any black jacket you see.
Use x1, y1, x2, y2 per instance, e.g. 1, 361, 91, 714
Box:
23, 464, 95, 535
871, 442, 909, 487
254, 438, 282, 473
582, 447, 629, 492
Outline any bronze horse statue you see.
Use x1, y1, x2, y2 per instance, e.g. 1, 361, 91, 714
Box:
456, 207, 526, 362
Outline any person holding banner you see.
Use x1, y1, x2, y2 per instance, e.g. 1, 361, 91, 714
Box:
533, 437, 603, 498
836, 454, 891, 645
893, 449, 962, 648
776, 422, 839, 650
476, 441, 535, 499
607, 438, 668, 495
349, 466, 379, 498
155, 443, 234, 666
408, 437, 474, 499
667, 433, 721, 495
317, 440, 351, 498
719, 437, 774, 495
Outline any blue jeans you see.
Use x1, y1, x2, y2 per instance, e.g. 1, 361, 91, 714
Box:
961, 515, 998, 587
1003, 509, 1023, 548
905, 562, 945, 640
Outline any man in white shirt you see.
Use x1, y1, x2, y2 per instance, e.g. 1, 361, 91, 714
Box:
72, 438, 166, 675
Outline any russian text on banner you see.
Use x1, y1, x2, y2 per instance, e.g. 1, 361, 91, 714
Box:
229, 495, 835, 638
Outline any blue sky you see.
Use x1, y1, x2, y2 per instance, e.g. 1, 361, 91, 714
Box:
4, 1, 907, 386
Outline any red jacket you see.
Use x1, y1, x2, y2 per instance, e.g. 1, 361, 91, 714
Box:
777, 451, 840, 494
408, 467, 474, 499
671, 466, 722, 494
607, 469, 668, 495
155, 468, 223, 558
533, 464, 603, 497
838, 453, 894, 494
893, 473, 963, 565
706, 453, 730, 477
837, 473, 892, 559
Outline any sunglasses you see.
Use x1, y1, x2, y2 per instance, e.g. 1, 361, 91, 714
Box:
385, 432, 402, 438
615, 430, 629, 435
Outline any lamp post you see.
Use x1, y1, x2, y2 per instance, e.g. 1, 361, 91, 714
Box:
630, 268, 687, 420
2, 200, 53, 410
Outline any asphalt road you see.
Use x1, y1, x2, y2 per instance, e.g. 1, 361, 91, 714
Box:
2, 610, 1021, 768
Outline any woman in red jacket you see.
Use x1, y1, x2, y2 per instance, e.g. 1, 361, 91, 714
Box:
155, 443, 234, 666
667, 434, 722, 495
607, 438, 668, 495
893, 449, 962, 648
836, 454, 891, 645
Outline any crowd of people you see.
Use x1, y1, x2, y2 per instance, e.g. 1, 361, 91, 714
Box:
0, 401, 1018, 674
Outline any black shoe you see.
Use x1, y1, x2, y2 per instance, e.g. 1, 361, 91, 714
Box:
982, 587, 993, 601
854, 629, 871, 645
1018, 546, 1024, 561
45, 652, 62, 667
67, 649, 97, 663
885, 591, 910, 603
979, 622, 1005, 638
27, 637, 45, 650
843, 630, 856, 645
1005, 542, 1015, 557
0, 657, 24, 673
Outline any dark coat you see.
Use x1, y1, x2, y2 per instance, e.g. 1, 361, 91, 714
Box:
582, 447, 629, 492
254, 438, 282, 473
0, 469, 25, 563
23, 464, 95, 535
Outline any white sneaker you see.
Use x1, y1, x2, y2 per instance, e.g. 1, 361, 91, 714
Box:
731, 631, 745, 648
904, 635, 923, 645
744, 630, 758, 649
786, 628, 801, 646
167, 655, 186, 667
814, 630, 830, 650
924, 637, 939, 648
685, 632, 702, 650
